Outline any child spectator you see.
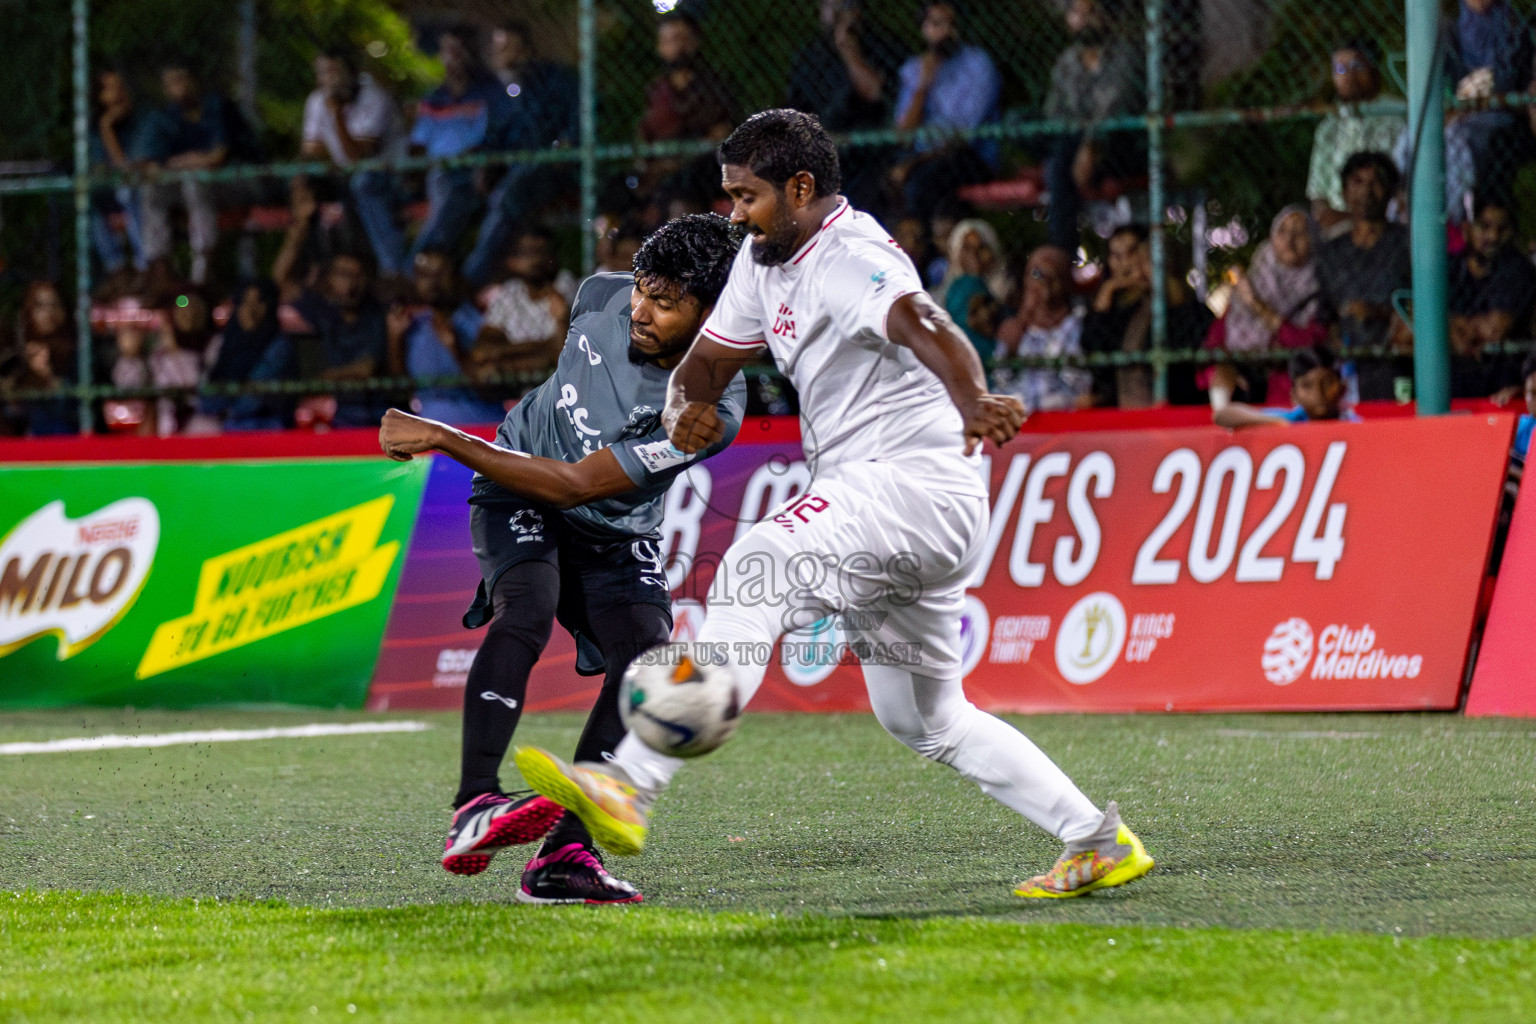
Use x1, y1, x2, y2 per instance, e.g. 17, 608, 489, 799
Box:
991, 246, 1092, 412
387, 249, 504, 425
933, 219, 1008, 362
1214, 344, 1359, 428
1203, 205, 1327, 409
106, 323, 152, 434
153, 290, 213, 435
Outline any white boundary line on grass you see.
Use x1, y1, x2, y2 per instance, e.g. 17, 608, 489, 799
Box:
0, 721, 430, 755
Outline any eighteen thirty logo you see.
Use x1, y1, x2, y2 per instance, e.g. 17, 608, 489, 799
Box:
0, 498, 160, 659
135, 495, 400, 679
1054, 592, 1126, 685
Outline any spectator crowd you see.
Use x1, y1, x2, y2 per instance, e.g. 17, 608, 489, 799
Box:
5, 0, 1536, 438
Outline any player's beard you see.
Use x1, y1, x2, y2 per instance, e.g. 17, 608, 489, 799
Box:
628, 329, 690, 365
749, 201, 801, 266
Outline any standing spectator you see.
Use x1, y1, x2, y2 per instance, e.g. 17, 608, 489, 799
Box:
300, 49, 408, 278
1305, 39, 1406, 233
1203, 205, 1327, 409
140, 63, 241, 286
1083, 225, 1210, 407
991, 246, 1092, 412
202, 280, 296, 431
476, 227, 572, 383
90, 69, 160, 290
8, 282, 77, 436
1450, 195, 1535, 398
1448, 0, 1533, 190
786, 0, 904, 212
409, 26, 513, 264
933, 219, 1009, 362
890, 2, 1001, 220
1392, 114, 1476, 225
1315, 151, 1412, 401
387, 249, 503, 425
1042, 0, 1145, 253
461, 22, 580, 287
636, 12, 737, 204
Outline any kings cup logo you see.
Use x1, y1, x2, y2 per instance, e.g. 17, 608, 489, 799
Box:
0, 499, 160, 659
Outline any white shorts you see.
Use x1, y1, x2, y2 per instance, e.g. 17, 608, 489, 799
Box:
704, 459, 986, 677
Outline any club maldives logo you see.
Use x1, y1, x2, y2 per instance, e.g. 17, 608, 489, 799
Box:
1054, 592, 1126, 685
0, 498, 160, 660
135, 495, 400, 679
1261, 618, 1424, 685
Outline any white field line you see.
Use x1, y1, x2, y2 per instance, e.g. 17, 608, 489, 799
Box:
0, 721, 430, 755
1214, 729, 1379, 740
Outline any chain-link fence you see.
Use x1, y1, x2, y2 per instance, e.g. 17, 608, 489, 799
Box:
0, 0, 1526, 435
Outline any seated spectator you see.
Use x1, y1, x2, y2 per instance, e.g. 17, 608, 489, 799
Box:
1448, 0, 1533, 190
1315, 151, 1412, 401
1043, 0, 1145, 253
300, 48, 408, 278
285, 250, 392, 428
140, 62, 244, 286
635, 12, 737, 205
933, 219, 1008, 362
890, 2, 1001, 220
1306, 40, 1406, 234
386, 249, 503, 425
461, 21, 579, 287
476, 227, 571, 383
1449, 194, 1535, 398
151, 292, 211, 436
595, 221, 647, 274
90, 69, 158, 291
1393, 114, 1476, 226
991, 246, 1092, 412
892, 214, 937, 284
409, 26, 514, 265
107, 323, 152, 435
786, 0, 904, 212
1083, 225, 1211, 407
202, 280, 296, 431
1214, 344, 1358, 428
7, 282, 77, 436
1203, 205, 1327, 409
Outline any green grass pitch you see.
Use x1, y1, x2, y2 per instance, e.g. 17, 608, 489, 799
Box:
3, 708, 1535, 1021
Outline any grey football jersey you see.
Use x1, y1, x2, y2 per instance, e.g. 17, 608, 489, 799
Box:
473, 272, 746, 538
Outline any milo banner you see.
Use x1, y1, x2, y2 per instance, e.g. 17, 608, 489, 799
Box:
0, 459, 427, 708
370, 416, 1510, 714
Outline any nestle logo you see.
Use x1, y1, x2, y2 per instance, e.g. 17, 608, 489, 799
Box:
77, 519, 139, 545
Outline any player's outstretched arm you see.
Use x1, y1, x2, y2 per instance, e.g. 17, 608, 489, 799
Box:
664, 335, 764, 454
379, 409, 637, 509
885, 291, 1026, 454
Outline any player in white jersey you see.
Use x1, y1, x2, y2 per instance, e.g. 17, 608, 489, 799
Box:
517, 109, 1153, 899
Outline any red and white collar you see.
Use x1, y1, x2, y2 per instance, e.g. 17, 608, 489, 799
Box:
784, 199, 850, 268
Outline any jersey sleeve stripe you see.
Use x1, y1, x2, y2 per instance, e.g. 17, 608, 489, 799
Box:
703, 326, 766, 349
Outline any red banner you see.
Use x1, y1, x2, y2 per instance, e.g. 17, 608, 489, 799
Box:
369, 415, 1512, 715
1466, 447, 1536, 717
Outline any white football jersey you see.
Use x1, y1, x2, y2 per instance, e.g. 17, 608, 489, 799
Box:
702, 199, 984, 495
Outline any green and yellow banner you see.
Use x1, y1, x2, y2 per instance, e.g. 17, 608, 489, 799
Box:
0, 459, 427, 708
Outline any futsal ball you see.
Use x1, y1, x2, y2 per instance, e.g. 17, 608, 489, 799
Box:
620, 645, 741, 758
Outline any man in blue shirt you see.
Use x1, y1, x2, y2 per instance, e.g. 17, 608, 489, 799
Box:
408, 25, 514, 265
378, 215, 746, 905
890, 1, 1000, 219
387, 248, 504, 425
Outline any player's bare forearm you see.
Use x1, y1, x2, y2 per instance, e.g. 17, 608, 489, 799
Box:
665, 335, 761, 454
1213, 403, 1287, 430
885, 291, 1026, 454
378, 409, 634, 509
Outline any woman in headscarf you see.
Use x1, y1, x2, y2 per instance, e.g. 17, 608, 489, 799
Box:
991, 245, 1092, 412
1204, 204, 1327, 409
201, 279, 294, 431
934, 218, 1010, 362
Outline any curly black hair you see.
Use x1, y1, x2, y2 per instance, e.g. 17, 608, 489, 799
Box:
631, 213, 743, 307
1339, 149, 1399, 195
717, 108, 842, 198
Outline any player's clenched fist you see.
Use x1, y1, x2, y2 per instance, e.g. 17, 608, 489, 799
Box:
959, 393, 1027, 455
379, 408, 446, 461
663, 399, 725, 454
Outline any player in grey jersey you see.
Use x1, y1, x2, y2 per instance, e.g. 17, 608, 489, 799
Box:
379, 215, 745, 904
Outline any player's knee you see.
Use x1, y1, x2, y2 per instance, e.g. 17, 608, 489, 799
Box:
874, 696, 976, 765
486, 567, 557, 643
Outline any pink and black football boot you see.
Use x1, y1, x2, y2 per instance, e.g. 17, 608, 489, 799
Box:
442, 792, 564, 876
515, 843, 644, 904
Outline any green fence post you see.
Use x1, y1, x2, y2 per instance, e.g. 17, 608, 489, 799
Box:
1407, 0, 1449, 414
1145, 0, 1167, 404
579, 0, 597, 274
71, 0, 92, 434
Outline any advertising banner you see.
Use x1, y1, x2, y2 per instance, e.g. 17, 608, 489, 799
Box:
0, 459, 427, 708
370, 416, 1511, 715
